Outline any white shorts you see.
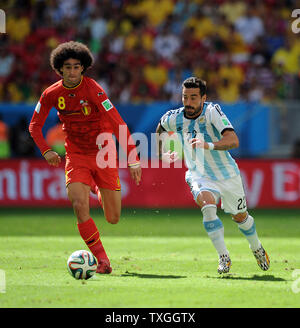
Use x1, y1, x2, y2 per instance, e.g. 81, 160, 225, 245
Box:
185, 173, 247, 215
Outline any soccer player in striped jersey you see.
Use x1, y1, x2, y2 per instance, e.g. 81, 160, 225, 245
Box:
29, 41, 141, 274
156, 77, 269, 274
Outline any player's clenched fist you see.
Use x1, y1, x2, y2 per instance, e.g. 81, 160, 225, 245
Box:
161, 150, 179, 163
189, 138, 205, 149
44, 150, 61, 167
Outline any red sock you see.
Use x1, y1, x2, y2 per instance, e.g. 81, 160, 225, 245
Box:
77, 218, 109, 263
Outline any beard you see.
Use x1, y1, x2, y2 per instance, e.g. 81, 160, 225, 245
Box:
184, 102, 203, 118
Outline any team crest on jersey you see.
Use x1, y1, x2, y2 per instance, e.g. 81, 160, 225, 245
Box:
199, 116, 206, 124
80, 100, 92, 116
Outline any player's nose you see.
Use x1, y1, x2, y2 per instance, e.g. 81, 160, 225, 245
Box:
185, 98, 192, 106
69, 67, 77, 75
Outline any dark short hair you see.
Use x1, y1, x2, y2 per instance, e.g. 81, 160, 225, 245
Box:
50, 41, 94, 74
182, 77, 207, 96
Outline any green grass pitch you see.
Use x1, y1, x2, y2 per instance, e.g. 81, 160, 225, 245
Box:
0, 207, 299, 308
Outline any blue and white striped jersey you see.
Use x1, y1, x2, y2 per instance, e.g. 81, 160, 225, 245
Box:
160, 102, 240, 181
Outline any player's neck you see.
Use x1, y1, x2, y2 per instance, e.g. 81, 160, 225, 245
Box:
62, 76, 83, 89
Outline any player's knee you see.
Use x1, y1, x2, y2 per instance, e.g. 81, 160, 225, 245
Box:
105, 213, 120, 224
72, 198, 85, 210
107, 217, 119, 224
196, 191, 217, 208
232, 211, 248, 222
72, 197, 88, 216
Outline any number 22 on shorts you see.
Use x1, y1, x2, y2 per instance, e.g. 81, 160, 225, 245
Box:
237, 196, 247, 210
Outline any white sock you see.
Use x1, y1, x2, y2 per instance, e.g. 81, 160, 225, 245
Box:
237, 214, 261, 251
202, 205, 229, 257
206, 225, 229, 257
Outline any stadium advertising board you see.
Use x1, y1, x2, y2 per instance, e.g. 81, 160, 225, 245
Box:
0, 159, 299, 208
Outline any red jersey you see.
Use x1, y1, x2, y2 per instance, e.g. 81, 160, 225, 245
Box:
29, 76, 139, 165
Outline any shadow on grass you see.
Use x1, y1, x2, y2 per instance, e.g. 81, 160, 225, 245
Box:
121, 271, 187, 279
215, 274, 287, 282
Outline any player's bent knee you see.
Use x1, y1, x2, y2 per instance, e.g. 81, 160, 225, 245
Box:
105, 212, 120, 224
72, 198, 86, 211
232, 211, 248, 222
196, 191, 217, 208
106, 216, 120, 224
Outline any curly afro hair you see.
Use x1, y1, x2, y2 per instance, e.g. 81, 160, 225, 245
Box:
50, 41, 94, 75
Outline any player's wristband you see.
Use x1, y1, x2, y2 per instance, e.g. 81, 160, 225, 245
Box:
207, 142, 215, 150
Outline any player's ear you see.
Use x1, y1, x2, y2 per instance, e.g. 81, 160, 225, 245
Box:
54, 68, 63, 77
202, 94, 207, 102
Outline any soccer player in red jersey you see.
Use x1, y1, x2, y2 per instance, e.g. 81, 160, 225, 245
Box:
29, 41, 141, 274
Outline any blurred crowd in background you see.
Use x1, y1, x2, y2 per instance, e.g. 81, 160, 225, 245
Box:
0, 0, 300, 159
0, 0, 300, 105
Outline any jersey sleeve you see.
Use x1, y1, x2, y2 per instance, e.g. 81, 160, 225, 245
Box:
210, 103, 234, 135
28, 91, 54, 156
160, 111, 173, 132
89, 79, 140, 166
